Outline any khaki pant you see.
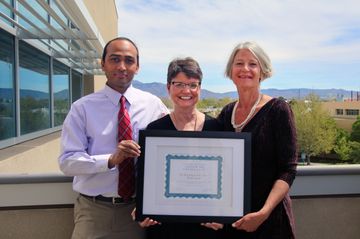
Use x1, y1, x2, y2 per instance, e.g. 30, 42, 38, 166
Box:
71, 194, 145, 239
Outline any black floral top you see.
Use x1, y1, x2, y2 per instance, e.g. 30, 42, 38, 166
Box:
217, 98, 298, 239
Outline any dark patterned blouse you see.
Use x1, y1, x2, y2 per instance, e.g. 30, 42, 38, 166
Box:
217, 98, 298, 239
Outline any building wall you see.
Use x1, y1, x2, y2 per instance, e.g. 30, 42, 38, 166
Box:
83, 74, 95, 96
292, 197, 360, 239
83, 0, 118, 43
94, 75, 108, 92
322, 101, 360, 132
0, 132, 61, 174
83, 0, 118, 92
0, 207, 74, 239
1, 197, 359, 239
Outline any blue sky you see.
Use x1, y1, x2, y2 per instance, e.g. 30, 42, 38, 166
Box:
116, 0, 360, 93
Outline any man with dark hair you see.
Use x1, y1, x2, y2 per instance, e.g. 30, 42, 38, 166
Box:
102, 37, 139, 67
59, 37, 168, 238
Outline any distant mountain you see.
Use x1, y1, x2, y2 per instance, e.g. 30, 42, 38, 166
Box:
21, 89, 49, 99
0, 88, 68, 100
0, 88, 13, 99
1, 83, 357, 101
54, 89, 69, 100
0, 88, 49, 100
132, 81, 168, 97
132, 81, 356, 100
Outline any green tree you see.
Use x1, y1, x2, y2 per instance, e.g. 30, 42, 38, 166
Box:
20, 97, 50, 134
160, 97, 173, 109
334, 128, 351, 162
333, 118, 360, 164
217, 97, 234, 108
197, 97, 235, 117
292, 94, 337, 164
54, 99, 69, 126
197, 98, 218, 109
350, 116, 360, 142
348, 141, 360, 163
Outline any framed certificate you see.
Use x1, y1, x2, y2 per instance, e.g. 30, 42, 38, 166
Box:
135, 130, 251, 223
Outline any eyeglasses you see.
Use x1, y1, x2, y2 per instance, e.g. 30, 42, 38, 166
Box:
171, 81, 201, 90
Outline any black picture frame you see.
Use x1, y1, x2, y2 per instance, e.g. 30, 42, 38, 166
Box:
135, 130, 251, 223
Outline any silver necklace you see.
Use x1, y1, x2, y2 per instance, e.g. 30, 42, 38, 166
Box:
231, 94, 262, 132
171, 111, 198, 131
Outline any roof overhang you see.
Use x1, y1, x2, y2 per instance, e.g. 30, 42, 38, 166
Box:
0, 0, 106, 75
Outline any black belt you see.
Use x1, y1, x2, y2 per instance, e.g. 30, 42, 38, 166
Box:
80, 193, 135, 204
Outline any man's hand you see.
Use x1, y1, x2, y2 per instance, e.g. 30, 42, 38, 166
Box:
108, 140, 141, 168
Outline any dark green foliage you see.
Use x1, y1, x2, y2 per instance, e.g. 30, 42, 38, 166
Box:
350, 116, 360, 142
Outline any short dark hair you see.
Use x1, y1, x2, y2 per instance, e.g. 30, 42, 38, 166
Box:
167, 57, 203, 84
101, 37, 139, 66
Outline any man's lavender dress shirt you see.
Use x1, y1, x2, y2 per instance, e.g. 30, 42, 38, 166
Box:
59, 84, 169, 197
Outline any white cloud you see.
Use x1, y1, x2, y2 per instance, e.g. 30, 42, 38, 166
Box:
117, 0, 360, 61
116, 0, 360, 91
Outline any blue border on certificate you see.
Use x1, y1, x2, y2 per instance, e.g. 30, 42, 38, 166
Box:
164, 154, 223, 199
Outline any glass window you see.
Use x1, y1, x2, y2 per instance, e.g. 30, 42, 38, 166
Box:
336, 109, 343, 115
53, 60, 69, 126
19, 41, 50, 135
49, 0, 69, 52
345, 109, 360, 116
51, 39, 69, 52
69, 22, 81, 51
71, 70, 83, 103
50, 0, 68, 29
0, 29, 15, 140
0, 0, 13, 26
18, 0, 48, 30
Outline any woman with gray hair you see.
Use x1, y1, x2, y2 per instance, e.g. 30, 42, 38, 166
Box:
217, 41, 298, 238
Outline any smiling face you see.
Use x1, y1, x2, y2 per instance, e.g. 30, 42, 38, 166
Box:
168, 72, 201, 110
231, 49, 261, 90
101, 39, 139, 93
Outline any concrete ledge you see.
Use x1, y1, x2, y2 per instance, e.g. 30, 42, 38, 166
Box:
0, 173, 72, 184
0, 165, 360, 207
0, 166, 359, 239
296, 164, 360, 175
291, 165, 360, 196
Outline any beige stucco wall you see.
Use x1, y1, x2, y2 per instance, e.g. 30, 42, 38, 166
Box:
0, 132, 61, 174
83, 0, 118, 92
333, 118, 355, 132
94, 75, 108, 92
83, 0, 118, 43
322, 101, 360, 132
322, 101, 360, 116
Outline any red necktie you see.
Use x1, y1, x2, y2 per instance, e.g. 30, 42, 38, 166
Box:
117, 96, 135, 201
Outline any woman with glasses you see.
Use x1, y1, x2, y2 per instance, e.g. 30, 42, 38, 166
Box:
146, 57, 220, 132
141, 57, 223, 239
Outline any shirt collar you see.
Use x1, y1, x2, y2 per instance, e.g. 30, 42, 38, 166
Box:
103, 84, 136, 106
